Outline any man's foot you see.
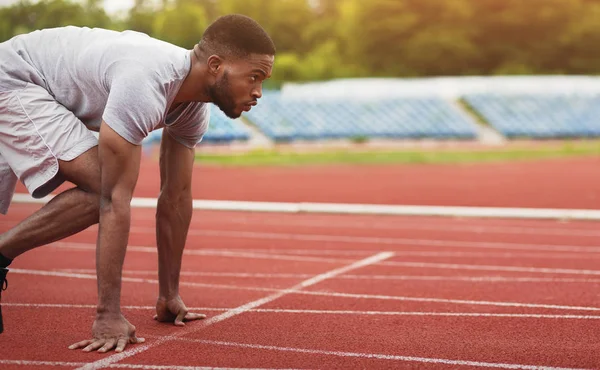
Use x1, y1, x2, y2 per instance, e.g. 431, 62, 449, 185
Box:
0, 268, 8, 334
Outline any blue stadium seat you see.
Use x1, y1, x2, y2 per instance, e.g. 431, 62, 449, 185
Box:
242, 91, 478, 141
463, 93, 600, 138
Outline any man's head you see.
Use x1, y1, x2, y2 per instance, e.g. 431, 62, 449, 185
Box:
195, 14, 276, 118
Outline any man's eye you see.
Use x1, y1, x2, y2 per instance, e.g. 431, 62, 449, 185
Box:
250, 75, 258, 82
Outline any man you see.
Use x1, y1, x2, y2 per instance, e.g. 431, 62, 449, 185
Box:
0, 14, 275, 353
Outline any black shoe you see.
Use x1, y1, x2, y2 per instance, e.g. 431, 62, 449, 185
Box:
0, 268, 7, 334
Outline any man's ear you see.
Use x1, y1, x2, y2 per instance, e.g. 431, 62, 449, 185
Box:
206, 55, 223, 76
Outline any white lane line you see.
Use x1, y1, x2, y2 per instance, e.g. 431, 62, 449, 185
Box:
13, 193, 600, 220
297, 290, 600, 312
57, 269, 315, 279
55, 269, 600, 283
0, 360, 300, 370
385, 251, 600, 260
276, 249, 600, 260
173, 230, 600, 253
52, 245, 600, 260
155, 248, 600, 260
52, 242, 343, 264
217, 216, 600, 237
74, 252, 394, 370
10, 268, 600, 312
378, 261, 600, 275
380, 261, 600, 276
0, 360, 85, 368
230, 249, 600, 260
50, 228, 600, 254
341, 275, 600, 283
156, 229, 600, 253
7, 303, 600, 320
158, 338, 591, 370
9, 268, 282, 292
48, 242, 600, 276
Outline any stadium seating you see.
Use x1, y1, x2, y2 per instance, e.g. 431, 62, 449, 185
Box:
143, 86, 600, 145
242, 91, 478, 141
463, 93, 600, 138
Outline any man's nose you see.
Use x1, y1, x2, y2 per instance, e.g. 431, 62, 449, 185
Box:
251, 85, 262, 100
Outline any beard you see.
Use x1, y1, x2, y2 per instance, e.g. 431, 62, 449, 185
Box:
208, 71, 239, 119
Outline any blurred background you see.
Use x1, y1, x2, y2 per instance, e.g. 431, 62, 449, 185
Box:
1, 0, 599, 169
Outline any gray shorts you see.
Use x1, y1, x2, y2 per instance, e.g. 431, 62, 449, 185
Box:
0, 83, 98, 214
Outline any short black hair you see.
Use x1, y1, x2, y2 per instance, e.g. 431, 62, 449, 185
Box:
198, 14, 276, 59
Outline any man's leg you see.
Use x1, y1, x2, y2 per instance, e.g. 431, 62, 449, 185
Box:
0, 140, 101, 335
0, 146, 101, 259
0, 83, 105, 334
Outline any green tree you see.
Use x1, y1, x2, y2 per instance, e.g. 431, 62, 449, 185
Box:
216, 0, 314, 54
470, 0, 583, 75
152, 1, 209, 47
0, 0, 113, 40
3, 0, 600, 81
126, 0, 158, 36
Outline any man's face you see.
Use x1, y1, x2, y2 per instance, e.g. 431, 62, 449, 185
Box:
209, 53, 274, 119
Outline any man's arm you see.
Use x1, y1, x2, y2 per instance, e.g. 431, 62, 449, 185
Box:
69, 121, 145, 353
96, 122, 141, 315
154, 128, 205, 325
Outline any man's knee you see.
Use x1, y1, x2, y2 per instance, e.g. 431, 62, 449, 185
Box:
81, 190, 101, 219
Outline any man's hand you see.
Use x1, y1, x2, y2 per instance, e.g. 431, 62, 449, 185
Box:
154, 296, 206, 326
68, 313, 145, 353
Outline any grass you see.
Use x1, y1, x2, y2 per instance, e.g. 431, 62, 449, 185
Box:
194, 140, 600, 167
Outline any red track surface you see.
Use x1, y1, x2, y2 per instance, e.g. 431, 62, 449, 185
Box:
14, 156, 600, 208
2, 156, 600, 369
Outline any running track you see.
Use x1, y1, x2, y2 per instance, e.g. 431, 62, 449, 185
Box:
1, 156, 600, 369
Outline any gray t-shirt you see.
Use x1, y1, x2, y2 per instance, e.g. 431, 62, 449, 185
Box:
0, 26, 209, 148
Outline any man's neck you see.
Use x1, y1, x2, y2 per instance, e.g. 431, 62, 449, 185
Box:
173, 50, 212, 105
